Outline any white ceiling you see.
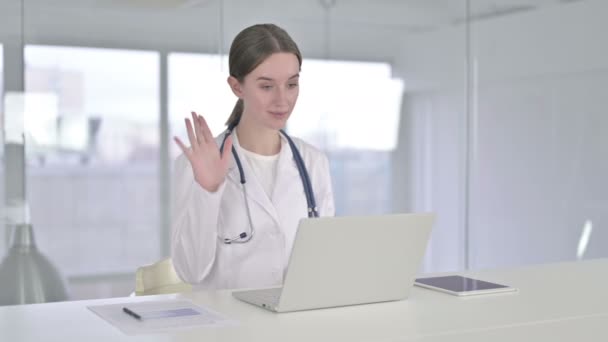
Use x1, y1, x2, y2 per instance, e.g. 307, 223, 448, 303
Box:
20, 0, 581, 32
0, 0, 586, 62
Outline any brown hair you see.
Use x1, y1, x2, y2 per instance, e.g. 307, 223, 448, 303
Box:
225, 24, 302, 128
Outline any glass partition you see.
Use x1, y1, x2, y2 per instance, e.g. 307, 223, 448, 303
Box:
0, 44, 4, 257
1, 0, 605, 302
468, 0, 608, 269
24, 45, 161, 277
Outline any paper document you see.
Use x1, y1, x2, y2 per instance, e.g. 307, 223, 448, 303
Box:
88, 299, 237, 335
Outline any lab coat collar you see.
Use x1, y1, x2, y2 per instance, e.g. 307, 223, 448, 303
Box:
220, 129, 299, 226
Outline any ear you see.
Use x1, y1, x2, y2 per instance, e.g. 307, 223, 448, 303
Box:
227, 76, 243, 99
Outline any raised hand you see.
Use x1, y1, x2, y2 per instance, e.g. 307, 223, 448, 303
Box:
174, 111, 233, 192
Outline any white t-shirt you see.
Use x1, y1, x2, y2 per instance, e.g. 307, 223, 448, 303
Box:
239, 146, 280, 199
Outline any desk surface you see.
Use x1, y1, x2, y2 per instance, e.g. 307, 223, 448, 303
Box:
1, 258, 607, 342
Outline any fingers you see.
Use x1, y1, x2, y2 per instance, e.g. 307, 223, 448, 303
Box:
184, 118, 198, 151
182, 112, 216, 155
197, 114, 215, 145
174, 136, 191, 157
191, 111, 205, 145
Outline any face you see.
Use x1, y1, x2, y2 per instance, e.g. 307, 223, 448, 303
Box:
228, 52, 300, 131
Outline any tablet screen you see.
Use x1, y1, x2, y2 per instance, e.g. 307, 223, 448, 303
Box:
415, 275, 509, 292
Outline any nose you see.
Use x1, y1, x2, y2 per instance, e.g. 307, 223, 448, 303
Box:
273, 86, 289, 107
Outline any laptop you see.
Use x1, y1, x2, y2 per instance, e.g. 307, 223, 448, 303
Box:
232, 213, 435, 313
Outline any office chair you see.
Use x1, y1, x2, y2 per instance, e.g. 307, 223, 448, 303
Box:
134, 257, 192, 296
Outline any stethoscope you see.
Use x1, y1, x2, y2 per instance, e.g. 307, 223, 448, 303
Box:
218, 125, 318, 244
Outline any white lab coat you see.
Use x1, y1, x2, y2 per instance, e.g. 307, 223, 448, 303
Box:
171, 131, 335, 290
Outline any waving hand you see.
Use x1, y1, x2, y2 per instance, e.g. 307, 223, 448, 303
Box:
174, 112, 233, 192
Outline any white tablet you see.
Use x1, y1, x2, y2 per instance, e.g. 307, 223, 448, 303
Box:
414, 275, 518, 296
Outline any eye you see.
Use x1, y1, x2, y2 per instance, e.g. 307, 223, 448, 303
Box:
261, 85, 273, 90
288, 83, 299, 89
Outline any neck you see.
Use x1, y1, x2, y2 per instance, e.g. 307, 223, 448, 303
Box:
235, 119, 281, 156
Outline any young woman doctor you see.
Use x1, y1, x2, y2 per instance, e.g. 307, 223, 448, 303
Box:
171, 24, 335, 290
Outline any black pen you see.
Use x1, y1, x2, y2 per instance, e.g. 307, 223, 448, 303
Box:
122, 307, 142, 320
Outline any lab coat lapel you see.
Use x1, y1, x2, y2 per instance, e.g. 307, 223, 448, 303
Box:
271, 134, 302, 204
225, 133, 281, 226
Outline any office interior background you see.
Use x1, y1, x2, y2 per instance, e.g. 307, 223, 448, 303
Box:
0, 0, 606, 302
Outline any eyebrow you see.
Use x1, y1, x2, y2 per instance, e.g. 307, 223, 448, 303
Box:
256, 74, 300, 81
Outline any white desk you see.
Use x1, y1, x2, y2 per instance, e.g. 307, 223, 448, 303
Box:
1, 258, 607, 342
415, 313, 608, 341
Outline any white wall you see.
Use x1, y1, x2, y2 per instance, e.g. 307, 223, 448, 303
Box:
395, 1, 608, 88
394, 0, 608, 270
394, 90, 467, 272
0, 0, 399, 62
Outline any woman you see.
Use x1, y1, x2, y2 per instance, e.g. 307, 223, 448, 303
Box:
171, 24, 335, 290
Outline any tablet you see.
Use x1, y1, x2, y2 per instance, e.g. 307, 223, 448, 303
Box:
414, 275, 518, 296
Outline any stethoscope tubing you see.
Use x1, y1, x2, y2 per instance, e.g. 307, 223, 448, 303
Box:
217, 126, 318, 244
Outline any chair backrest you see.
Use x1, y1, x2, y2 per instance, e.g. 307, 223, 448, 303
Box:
135, 257, 192, 296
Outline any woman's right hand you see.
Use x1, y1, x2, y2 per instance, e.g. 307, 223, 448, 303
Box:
174, 111, 233, 192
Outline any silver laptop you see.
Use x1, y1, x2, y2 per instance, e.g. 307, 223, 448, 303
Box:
232, 213, 435, 313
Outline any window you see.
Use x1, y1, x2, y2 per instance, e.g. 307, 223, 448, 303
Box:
169, 53, 403, 215
291, 60, 403, 215
23, 46, 161, 277
168, 53, 231, 160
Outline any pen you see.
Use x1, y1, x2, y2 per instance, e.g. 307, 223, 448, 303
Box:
122, 307, 142, 320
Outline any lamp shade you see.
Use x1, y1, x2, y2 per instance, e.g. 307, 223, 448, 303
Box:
0, 224, 68, 305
